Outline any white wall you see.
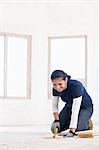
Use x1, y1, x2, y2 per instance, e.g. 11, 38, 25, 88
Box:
0, 0, 98, 125
95, 1, 99, 124
97, 2, 99, 92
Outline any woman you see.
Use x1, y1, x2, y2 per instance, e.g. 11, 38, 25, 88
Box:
51, 70, 93, 137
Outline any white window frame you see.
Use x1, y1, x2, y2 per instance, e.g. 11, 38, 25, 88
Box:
48, 35, 87, 99
0, 32, 32, 99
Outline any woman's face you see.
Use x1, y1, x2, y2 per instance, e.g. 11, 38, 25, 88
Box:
52, 77, 67, 92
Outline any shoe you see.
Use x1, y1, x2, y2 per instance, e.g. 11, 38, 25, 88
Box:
87, 119, 93, 130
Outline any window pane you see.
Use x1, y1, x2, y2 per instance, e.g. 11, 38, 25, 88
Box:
0, 36, 4, 96
50, 37, 86, 80
7, 37, 28, 97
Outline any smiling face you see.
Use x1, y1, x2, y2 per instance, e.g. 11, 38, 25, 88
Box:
52, 77, 68, 92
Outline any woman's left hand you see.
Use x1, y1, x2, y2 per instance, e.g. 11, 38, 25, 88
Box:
63, 132, 74, 138
63, 128, 76, 138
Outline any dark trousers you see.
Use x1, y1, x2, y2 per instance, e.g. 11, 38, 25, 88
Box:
59, 104, 93, 132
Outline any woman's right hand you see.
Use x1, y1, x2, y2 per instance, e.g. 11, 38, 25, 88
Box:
51, 120, 60, 133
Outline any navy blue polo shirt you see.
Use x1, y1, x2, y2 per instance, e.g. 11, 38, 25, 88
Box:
52, 79, 93, 109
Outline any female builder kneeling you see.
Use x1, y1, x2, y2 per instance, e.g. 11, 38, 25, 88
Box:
51, 70, 93, 137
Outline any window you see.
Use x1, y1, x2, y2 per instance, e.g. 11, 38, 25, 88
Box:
0, 33, 32, 99
48, 35, 87, 98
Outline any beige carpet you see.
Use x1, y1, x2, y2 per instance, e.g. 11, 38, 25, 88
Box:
0, 132, 99, 150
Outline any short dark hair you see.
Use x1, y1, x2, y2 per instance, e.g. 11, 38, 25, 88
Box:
51, 70, 71, 81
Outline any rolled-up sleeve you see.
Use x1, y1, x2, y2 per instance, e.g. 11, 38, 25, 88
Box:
52, 96, 59, 113
69, 96, 82, 129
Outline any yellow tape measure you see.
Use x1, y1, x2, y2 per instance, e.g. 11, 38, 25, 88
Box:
53, 128, 58, 138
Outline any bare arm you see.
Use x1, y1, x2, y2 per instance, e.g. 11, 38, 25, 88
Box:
53, 112, 59, 120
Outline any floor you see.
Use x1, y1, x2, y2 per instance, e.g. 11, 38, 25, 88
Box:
0, 125, 99, 150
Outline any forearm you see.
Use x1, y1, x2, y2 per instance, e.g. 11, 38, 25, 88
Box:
52, 96, 59, 120
53, 112, 59, 120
